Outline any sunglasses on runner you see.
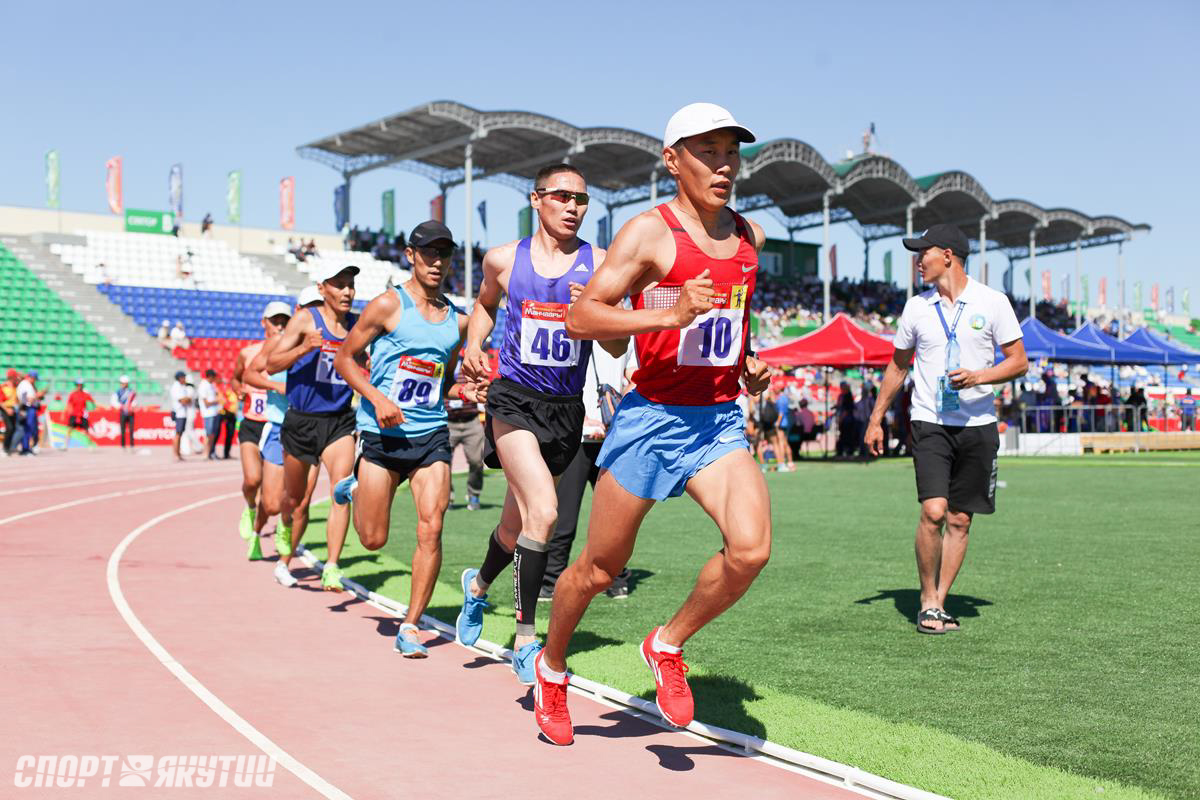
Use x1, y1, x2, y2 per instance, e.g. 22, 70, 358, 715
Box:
417, 243, 455, 259
535, 188, 589, 206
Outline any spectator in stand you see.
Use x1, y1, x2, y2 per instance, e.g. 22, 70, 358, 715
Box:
217, 378, 239, 459
303, 239, 319, 258
198, 369, 222, 461
157, 319, 172, 351
111, 375, 137, 449
1, 369, 20, 456
66, 379, 95, 432
169, 371, 191, 461
794, 398, 817, 456
1180, 388, 1196, 432
16, 370, 46, 455
856, 381, 878, 458
201, 213, 214, 236
170, 320, 190, 351
835, 380, 857, 458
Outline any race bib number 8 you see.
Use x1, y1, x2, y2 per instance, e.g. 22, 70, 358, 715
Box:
388, 356, 444, 409
248, 390, 267, 418
315, 340, 347, 385
677, 284, 746, 367
520, 300, 579, 368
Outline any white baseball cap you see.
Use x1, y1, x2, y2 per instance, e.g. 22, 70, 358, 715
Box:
262, 301, 293, 320
663, 102, 756, 149
119, 374, 130, 383
297, 285, 322, 307
311, 262, 360, 283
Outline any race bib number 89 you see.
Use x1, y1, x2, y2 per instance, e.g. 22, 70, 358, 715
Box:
520, 300, 579, 368
677, 284, 746, 367
315, 341, 347, 385
389, 356, 444, 409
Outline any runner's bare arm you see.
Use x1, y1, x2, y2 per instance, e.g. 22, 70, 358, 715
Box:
445, 312, 488, 404
463, 243, 514, 380
865, 346, 915, 455
242, 343, 286, 393
578, 245, 630, 357
334, 291, 404, 428
231, 347, 251, 396
567, 212, 703, 340
263, 312, 321, 373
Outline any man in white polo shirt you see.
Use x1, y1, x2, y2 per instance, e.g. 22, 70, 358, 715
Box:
865, 224, 1027, 634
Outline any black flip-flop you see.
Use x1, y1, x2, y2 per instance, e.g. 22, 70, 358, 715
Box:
936, 609, 961, 632
916, 607, 949, 635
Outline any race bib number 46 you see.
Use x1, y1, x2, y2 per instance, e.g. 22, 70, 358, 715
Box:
520, 300, 580, 368
677, 284, 746, 367
315, 340, 347, 385
389, 355, 444, 409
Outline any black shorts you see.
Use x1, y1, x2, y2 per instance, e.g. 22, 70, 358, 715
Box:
911, 420, 999, 515
281, 408, 356, 466
173, 414, 187, 435
239, 417, 266, 449
358, 428, 451, 482
484, 377, 584, 477
68, 415, 88, 430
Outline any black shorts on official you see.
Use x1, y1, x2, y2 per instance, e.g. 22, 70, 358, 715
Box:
239, 417, 266, 449
172, 414, 187, 435
484, 377, 584, 477
281, 408, 356, 466
911, 420, 1000, 515
358, 428, 451, 482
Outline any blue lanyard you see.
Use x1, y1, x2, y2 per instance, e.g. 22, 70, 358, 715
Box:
933, 301, 965, 343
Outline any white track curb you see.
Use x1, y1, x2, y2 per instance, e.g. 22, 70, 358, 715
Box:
295, 545, 949, 800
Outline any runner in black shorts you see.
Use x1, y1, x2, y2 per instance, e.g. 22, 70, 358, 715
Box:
262, 264, 361, 591
483, 379, 583, 477
866, 224, 1027, 634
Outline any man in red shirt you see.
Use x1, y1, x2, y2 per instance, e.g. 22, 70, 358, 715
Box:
66, 380, 95, 431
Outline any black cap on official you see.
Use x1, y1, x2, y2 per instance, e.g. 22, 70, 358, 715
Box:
409, 220, 455, 248
902, 224, 970, 261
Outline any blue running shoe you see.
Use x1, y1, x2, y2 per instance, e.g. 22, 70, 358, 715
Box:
512, 640, 542, 686
394, 624, 429, 659
332, 474, 357, 505
455, 568, 489, 646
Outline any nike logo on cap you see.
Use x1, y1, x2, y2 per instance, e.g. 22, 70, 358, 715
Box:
712, 115, 731, 123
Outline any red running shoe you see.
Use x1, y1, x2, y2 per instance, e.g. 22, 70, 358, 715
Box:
534, 651, 573, 745
640, 627, 693, 727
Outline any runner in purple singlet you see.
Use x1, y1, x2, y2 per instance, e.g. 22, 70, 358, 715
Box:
457, 163, 625, 685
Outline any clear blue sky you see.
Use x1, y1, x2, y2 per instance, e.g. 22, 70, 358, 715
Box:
3, 1, 1196, 312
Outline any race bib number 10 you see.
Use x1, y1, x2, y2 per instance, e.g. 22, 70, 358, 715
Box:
677, 284, 747, 367
520, 300, 580, 368
315, 340, 347, 385
389, 356, 444, 409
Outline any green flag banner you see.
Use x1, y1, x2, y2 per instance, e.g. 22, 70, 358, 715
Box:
518, 205, 533, 239
226, 170, 241, 224
45, 150, 60, 209
382, 189, 395, 237
1133, 282, 1142, 312
1183, 288, 1190, 316
1081, 275, 1089, 308
883, 250, 892, 283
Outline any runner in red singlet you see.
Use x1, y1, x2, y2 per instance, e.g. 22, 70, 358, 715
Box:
534, 103, 772, 745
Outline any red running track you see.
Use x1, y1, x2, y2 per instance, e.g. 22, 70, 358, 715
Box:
2, 450, 862, 799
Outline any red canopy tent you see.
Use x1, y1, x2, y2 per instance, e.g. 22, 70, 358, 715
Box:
759, 313, 895, 368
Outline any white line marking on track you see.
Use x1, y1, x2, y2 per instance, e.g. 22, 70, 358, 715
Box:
108, 492, 353, 800
0, 469, 220, 498
0, 475, 233, 527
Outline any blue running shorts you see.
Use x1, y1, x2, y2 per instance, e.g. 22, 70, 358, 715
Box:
596, 389, 748, 501
260, 421, 284, 467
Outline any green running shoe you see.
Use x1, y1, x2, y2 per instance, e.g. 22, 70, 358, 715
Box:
247, 535, 263, 561
321, 563, 345, 592
274, 525, 292, 559
238, 507, 255, 541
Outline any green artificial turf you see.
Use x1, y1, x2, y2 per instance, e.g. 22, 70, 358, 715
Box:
301, 452, 1198, 800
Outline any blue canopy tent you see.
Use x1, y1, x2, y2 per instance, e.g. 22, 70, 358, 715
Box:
1123, 328, 1200, 365
1069, 322, 1164, 364
998, 316, 1111, 363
